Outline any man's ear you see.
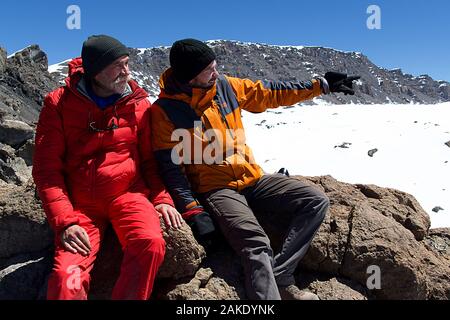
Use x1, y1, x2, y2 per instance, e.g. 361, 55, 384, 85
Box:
92, 72, 100, 83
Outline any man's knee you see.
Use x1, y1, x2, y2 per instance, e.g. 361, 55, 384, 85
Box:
222, 218, 272, 250
125, 235, 166, 258
291, 186, 329, 222
149, 236, 166, 256
313, 193, 329, 222
318, 193, 330, 209
238, 231, 273, 260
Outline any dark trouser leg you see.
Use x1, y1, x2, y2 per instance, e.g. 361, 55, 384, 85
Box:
244, 174, 329, 287
201, 189, 281, 300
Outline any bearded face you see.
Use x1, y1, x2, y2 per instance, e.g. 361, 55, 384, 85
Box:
92, 56, 131, 96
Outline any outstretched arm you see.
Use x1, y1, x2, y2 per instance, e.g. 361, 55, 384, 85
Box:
227, 76, 326, 113
226, 72, 360, 113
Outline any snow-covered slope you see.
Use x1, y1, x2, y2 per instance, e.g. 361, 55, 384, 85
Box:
244, 102, 450, 228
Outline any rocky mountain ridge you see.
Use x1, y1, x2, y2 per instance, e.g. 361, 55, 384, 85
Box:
48, 40, 450, 104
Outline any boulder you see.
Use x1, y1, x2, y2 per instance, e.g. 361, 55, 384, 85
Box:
296, 175, 450, 300
0, 182, 52, 258
0, 143, 32, 185
15, 138, 34, 166
295, 272, 368, 300
0, 119, 34, 147
5, 45, 57, 108
160, 268, 239, 300
0, 182, 53, 300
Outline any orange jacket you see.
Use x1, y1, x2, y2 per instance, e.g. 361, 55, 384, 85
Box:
151, 68, 323, 215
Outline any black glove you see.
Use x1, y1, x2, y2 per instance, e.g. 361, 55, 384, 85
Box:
186, 210, 219, 250
324, 72, 360, 95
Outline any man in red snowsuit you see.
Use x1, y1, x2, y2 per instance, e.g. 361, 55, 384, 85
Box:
32, 35, 182, 300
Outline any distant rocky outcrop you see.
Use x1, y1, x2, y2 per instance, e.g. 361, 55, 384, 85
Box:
47, 41, 450, 105
0, 45, 58, 126
50, 40, 450, 104
0, 45, 58, 186
127, 41, 444, 105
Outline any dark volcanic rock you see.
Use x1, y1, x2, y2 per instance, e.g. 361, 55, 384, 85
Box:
0, 45, 58, 125
0, 143, 32, 185
0, 119, 34, 147
0, 182, 53, 258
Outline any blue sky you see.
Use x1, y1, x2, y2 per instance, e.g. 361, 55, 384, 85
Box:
1, 0, 449, 81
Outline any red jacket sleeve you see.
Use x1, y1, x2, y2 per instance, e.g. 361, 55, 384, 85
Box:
32, 89, 79, 234
138, 105, 174, 207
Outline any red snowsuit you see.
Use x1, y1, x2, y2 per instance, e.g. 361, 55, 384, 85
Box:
32, 58, 173, 300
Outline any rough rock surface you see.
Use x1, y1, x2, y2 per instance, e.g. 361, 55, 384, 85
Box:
1, 176, 449, 300
0, 143, 32, 185
0, 45, 58, 126
296, 175, 450, 300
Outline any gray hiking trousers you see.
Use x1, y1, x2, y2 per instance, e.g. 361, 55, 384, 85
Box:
199, 174, 329, 300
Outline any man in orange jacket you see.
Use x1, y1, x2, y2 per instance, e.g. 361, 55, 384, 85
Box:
152, 39, 360, 300
33, 35, 182, 300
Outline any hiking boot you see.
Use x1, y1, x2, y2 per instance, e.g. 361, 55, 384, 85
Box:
279, 285, 319, 300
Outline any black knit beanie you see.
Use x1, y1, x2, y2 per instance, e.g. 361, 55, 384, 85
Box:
81, 35, 129, 79
169, 39, 216, 83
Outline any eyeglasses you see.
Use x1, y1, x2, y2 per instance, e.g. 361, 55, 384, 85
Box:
88, 105, 120, 132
